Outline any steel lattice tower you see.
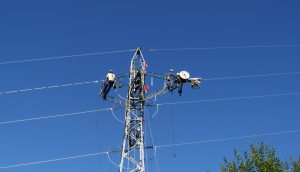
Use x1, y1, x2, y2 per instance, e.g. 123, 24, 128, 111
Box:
100, 47, 201, 172
119, 48, 146, 172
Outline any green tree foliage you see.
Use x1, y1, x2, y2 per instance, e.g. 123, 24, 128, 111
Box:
221, 142, 300, 172
292, 157, 300, 172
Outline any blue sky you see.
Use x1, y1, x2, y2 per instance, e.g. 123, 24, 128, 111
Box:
1, 0, 300, 171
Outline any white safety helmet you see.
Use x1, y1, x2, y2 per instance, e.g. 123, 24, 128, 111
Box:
179, 71, 190, 80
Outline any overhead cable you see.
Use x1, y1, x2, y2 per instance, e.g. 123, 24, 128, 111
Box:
106, 152, 132, 171
0, 80, 100, 96
157, 92, 300, 106
148, 44, 300, 52
109, 108, 124, 124
0, 152, 108, 169
155, 129, 300, 149
0, 49, 135, 65
1, 129, 299, 170
1, 44, 300, 66
0, 108, 111, 125
1, 71, 300, 97
1, 91, 300, 126
203, 71, 300, 81
151, 105, 160, 118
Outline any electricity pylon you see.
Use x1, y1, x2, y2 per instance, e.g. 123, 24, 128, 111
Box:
119, 48, 146, 172
100, 47, 201, 172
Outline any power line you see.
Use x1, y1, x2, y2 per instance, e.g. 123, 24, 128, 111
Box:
203, 71, 300, 81
157, 92, 300, 106
148, 44, 300, 52
0, 80, 100, 96
0, 49, 135, 65
1, 91, 300, 126
0, 108, 111, 125
0, 152, 108, 169
155, 129, 300, 149
1, 129, 299, 170
1, 43, 299, 66
1, 71, 300, 97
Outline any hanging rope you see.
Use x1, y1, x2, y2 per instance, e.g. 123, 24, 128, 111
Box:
144, 120, 149, 171
96, 120, 103, 171
145, 108, 160, 172
170, 101, 177, 160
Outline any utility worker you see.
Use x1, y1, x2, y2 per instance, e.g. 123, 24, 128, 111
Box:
174, 73, 182, 96
191, 78, 201, 89
175, 72, 189, 96
134, 70, 142, 93
102, 70, 116, 99
166, 69, 175, 92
